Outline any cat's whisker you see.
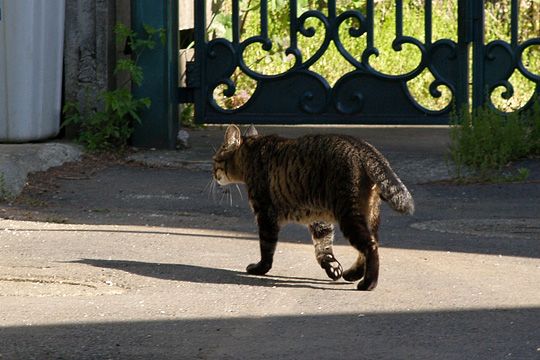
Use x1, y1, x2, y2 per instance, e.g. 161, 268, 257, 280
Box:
235, 184, 244, 201
205, 178, 214, 200
209, 182, 236, 208
211, 180, 218, 202
203, 178, 213, 196
219, 187, 228, 205
218, 186, 235, 207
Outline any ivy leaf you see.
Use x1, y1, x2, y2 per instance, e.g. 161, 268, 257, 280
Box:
159, 28, 167, 46
114, 23, 134, 45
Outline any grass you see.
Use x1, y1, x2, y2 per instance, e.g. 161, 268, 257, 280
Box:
0, 173, 10, 200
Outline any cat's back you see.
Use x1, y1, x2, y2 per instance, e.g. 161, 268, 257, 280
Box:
251, 134, 370, 221
245, 133, 378, 182
268, 133, 366, 168
255, 133, 369, 189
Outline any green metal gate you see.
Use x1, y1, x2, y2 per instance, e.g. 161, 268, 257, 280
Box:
131, 0, 539, 147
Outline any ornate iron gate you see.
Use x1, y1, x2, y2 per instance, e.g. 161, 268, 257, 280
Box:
130, 1, 539, 146
180, 0, 539, 125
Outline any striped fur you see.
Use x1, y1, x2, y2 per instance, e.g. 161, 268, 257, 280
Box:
212, 125, 414, 290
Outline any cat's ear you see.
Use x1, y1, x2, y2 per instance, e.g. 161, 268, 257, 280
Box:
244, 124, 258, 138
224, 125, 242, 149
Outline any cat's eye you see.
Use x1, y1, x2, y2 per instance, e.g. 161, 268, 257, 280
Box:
213, 149, 234, 162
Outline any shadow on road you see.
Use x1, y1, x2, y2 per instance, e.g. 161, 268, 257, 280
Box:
71, 258, 353, 291
1, 307, 538, 359
3, 159, 540, 260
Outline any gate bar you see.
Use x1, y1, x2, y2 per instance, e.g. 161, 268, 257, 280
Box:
471, 0, 486, 109
193, 0, 207, 124
511, 0, 519, 48
455, 0, 472, 113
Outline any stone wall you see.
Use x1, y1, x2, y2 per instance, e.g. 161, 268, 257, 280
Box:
63, 0, 195, 139
64, 0, 117, 114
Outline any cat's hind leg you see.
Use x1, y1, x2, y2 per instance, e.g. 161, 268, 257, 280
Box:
339, 215, 379, 291
309, 222, 343, 281
343, 199, 381, 284
342, 253, 366, 282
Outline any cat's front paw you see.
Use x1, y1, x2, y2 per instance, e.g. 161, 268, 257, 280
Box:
320, 254, 343, 281
246, 262, 271, 275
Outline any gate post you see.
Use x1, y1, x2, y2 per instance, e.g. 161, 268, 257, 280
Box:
131, 0, 178, 149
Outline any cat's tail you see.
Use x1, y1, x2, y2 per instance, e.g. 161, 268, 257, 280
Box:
360, 141, 415, 215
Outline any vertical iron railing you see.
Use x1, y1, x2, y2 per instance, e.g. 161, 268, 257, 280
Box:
471, 0, 486, 110
131, 0, 540, 144
456, 0, 472, 112
473, 0, 540, 112
192, 0, 207, 124
191, 0, 474, 124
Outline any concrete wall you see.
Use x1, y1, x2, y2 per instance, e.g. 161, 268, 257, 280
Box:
179, 0, 194, 30
63, 0, 196, 135
63, 0, 194, 100
64, 0, 117, 115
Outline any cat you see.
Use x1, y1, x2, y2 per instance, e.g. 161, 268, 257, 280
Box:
212, 124, 414, 290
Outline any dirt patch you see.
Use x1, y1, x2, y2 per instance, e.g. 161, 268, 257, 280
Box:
13, 153, 127, 198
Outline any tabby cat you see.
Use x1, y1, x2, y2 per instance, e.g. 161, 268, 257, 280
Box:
212, 125, 414, 290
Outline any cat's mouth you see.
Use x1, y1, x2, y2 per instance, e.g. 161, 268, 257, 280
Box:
206, 177, 244, 206
213, 173, 229, 186
215, 177, 225, 186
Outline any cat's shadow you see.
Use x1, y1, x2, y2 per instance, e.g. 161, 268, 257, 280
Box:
71, 259, 355, 291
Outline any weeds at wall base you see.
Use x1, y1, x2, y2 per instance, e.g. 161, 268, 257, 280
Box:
0, 173, 11, 201
62, 23, 163, 152
449, 101, 540, 183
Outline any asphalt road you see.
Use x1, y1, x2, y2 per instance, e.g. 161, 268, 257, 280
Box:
0, 127, 539, 359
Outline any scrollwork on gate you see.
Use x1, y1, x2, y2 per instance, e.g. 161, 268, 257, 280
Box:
200, 0, 539, 124
485, 37, 540, 112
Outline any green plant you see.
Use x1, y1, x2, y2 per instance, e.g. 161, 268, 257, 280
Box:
450, 101, 540, 182
0, 172, 10, 201
529, 100, 540, 154
63, 23, 165, 152
180, 103, 205, 129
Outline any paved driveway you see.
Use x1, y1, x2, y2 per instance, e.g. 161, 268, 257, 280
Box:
0, 127, 539, 359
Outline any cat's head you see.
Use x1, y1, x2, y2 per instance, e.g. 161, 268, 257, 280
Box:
212, 124, 258, 185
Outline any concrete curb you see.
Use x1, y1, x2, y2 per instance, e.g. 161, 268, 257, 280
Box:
0, 143, 82, 199
127, 150, 456, 184
127, 150, 212, 171
0, 126, 457, 200
128, 126, 457, 184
